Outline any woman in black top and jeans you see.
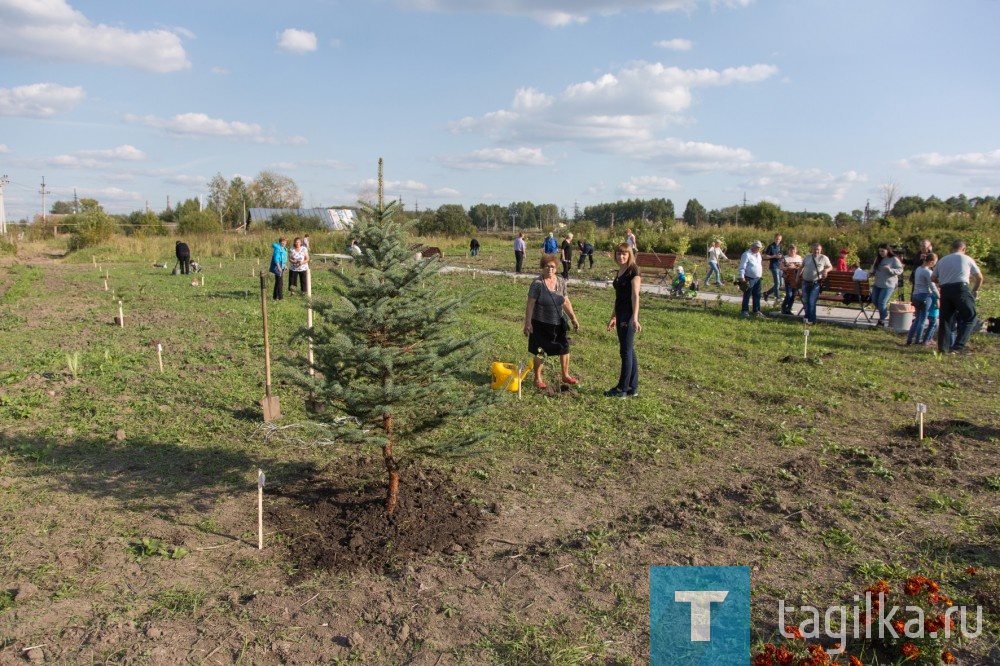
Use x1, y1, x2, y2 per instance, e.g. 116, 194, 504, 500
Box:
606, 242, 642, 398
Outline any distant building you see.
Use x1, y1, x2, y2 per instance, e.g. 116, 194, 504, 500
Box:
248, 208, 357, 230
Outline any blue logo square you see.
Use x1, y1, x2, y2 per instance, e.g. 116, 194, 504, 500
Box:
650, 566, 750, 665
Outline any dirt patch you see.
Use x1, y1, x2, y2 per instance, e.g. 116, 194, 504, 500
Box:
266, 459, 491, 574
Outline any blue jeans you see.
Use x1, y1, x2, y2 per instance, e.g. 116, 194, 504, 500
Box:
921, 316, 938, 345
907, 293, 929, 344
704, 261, 722, 285
764, 264, 782, 298
871, 286, 893, 323
741, 277, 761, 314
615, 321, 638, 393
801, 280, 821, 323
782, 281, 797, 313
938, 283, 977, 352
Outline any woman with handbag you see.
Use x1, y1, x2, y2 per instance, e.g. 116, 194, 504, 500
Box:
523, 254, 580, 389
269, 237, 288, 301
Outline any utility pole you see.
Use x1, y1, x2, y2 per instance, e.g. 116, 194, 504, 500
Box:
509, 207, 518, 234
40, 177, 49, 226
0, 174, 9, 235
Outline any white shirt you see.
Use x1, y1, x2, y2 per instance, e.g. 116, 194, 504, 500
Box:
707, 246, 725, 263
738, 250, 763, 280
932, 252, 981, 286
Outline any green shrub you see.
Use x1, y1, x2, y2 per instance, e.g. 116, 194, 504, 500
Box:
0, 236, 16, 256
68, 210, 119, 250
177, 210, 222, 234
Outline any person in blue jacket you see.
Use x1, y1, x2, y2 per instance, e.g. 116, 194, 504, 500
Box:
269, 237, 288, 300
543, 232, 558, 254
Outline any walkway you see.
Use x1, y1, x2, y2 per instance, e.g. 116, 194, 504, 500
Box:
450, 265, 893, 331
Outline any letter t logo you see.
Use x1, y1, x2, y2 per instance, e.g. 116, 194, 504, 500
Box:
674, 591, 729, 641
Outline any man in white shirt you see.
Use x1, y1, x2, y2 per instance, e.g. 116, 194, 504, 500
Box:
737, 240, 765, 317
932, 239, 984, 354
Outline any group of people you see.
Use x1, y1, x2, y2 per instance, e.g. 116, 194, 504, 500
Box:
511, 232, 595, 276
523, 242, 641, 397
731, 233, 984, 354
268, 236, 311, 300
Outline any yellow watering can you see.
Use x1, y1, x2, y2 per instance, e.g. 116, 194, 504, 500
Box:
490, 360, 534, 392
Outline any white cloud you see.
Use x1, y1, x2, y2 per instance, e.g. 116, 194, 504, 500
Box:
76, 145, 146, 161
433, 187, 460, 197
278, 28, 317, 54
654, 38, 693, 51
124, 112, 278, 143
46, 148, 146, 170
440, 147, 553, 170
0, 144, 8, 154
393, 0, 752, 26
737, 166, 865, 203
0, 83, 84, 118
0, 0, 190, 72
211, 66, 230, 75
899, 149, 1000, 176
166, 174, 210, 188
450, 60, 776, 166
617, 175, 681, 196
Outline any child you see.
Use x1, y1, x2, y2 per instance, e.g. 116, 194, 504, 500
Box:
921, 290, 939, 346
671, 266, 687, 296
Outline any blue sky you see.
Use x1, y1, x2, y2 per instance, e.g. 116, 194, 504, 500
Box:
1, 0, 998, 222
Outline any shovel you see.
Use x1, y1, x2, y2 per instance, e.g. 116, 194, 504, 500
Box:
259, 274, 281, 421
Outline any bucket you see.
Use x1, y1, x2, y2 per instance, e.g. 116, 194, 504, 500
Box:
490, 361, 533, 392
888, 302, 914, 333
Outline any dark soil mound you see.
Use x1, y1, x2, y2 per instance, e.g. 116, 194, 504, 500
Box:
265, 460, 489, 574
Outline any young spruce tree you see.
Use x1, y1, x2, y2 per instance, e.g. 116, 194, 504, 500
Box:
301, 168, 494, 515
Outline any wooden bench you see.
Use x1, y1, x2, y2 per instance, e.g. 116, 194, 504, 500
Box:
634, 252, 677, 286
794, 270, 874, 322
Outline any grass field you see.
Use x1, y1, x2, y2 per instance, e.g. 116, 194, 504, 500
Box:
1, 236, 998, 664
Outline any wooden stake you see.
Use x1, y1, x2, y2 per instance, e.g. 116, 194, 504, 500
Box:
257, 469, 265, 550
103, 279, 108, 291
157, 343, 163, 373
306, 274, 315, 377
118, 300, 124, 328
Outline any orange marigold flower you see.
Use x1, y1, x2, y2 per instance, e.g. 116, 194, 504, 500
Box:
926, 580, 940, 593
785, 625, 804, 639
928, 592, 939, 603
966, 566, 977, 575
924, 617, 939, 633
900, 643, 920, 659
903, 580, 922, 596
754, 654, 775, 666
776, 647, 795, 666
891, 620, 906, 634
941, 596, 953, 607
848, 658, 864, 666
942, 651, 955, 664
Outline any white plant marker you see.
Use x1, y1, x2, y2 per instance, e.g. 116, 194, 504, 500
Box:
200, 275, 204, 287
105, 269, 109, 280
92, 256, 96, 266
517, 362, 523, 400
803, 329, 810, 358
257, 257, 260, 267
257, 469, 266, 550
916, 403, 927, 440
118, 300, 124, 328
219, 261, 222, 269
103, 279, 108, 292
157, 343, 163, 373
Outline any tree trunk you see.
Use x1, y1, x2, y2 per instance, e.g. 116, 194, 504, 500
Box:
383, 413, 399, 515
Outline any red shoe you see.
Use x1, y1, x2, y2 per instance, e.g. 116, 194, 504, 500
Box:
534, 380, 548, 389
561, 376, 579, 385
